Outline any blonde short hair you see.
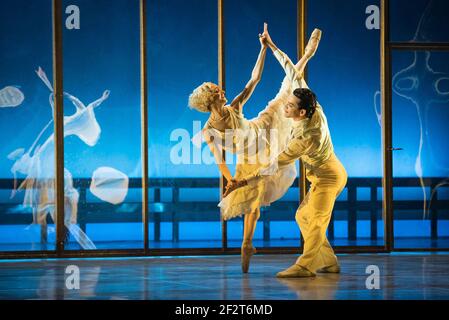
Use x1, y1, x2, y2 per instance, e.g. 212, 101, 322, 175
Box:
188, 82, 220, 113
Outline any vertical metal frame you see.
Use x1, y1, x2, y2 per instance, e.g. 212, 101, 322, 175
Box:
140, 0, 149, 253
218, 0, 228, 250
52, 0, 65, 256
298, 0, 307, 250
381, 0, 394, 251
297, 1, 307, 201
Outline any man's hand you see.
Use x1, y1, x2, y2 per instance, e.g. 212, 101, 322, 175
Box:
223, 179, 248, 198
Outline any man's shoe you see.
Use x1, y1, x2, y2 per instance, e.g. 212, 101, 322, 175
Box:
276, 264, 316, 278
316, 264, 341, 274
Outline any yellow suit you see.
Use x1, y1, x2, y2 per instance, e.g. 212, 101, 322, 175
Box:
254, 108, 347, 272
250, 45, 348, 272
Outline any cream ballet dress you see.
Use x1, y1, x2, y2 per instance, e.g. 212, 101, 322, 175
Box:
202, 75, 297, 221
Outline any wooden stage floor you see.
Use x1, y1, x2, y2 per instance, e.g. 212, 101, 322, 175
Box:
0, 253, 448, 300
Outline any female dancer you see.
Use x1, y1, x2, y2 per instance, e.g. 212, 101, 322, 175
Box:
188, 24, 322, 272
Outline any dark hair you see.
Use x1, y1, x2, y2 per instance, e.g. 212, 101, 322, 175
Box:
292, 88, 317, 119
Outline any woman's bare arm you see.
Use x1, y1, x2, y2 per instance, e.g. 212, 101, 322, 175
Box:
203, 130, 233, 181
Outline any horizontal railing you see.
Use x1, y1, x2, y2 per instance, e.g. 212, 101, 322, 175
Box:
0, 177, 447, 243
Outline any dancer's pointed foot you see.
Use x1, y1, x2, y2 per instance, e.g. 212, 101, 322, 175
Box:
241, 244, 257, 273
304, 28, 322, 57
316, 264, 341, 274
276, 264, 316, 278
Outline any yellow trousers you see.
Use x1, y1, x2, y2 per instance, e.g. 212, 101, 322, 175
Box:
295, 153, 347, 272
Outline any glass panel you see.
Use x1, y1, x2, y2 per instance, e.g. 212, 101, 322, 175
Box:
62, 0, 143, 250
224, 0, 299, 249
392, 50, 449, 248
391, 0, 449, 43
308, 0, 384, 247
148, 0, 221, 248
0, 0, 54, 251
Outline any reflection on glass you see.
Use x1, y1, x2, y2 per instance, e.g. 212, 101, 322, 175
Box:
392, 51, 449, 248
63, 0, 142, 250
0, 86, 24, 108
0, 0, 54, 251
10, 68, 101, 250
391, 0, 449, 43
391, 0, 449, 249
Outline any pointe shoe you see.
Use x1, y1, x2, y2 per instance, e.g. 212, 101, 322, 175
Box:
304, 28, 322, 57
241, 246, 256, 273
276, 264, 316, 278
316, 264, 341, 274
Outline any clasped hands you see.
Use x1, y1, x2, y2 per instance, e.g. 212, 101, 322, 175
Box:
223, 178, 248, 198
259, 22, 274, 48
260, 22, 321, 57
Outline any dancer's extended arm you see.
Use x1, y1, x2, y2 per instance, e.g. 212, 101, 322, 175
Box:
229, 24, 268, 111
223, 132, 318, 197
203, 129, 233, 181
